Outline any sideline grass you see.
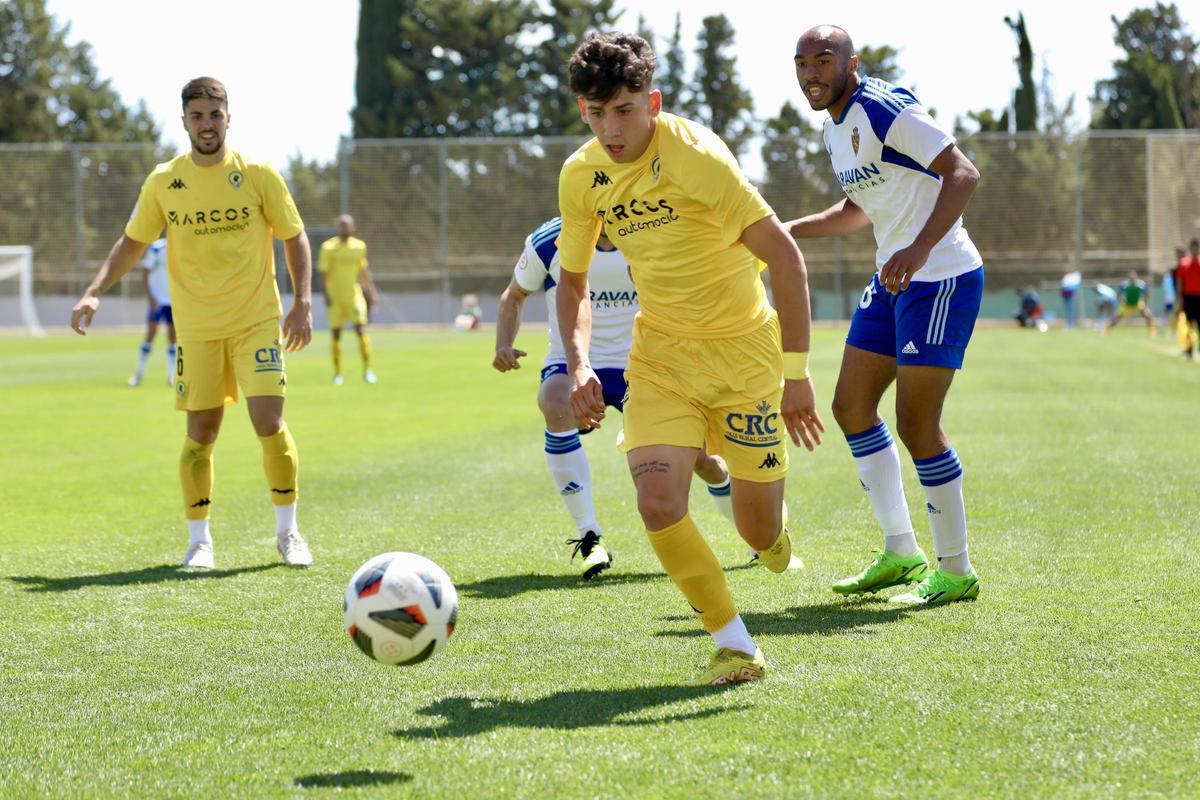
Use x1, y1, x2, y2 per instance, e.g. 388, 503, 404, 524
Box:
0, 326, 1197, 798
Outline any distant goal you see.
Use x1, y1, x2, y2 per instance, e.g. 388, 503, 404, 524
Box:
0, 246, 44, 337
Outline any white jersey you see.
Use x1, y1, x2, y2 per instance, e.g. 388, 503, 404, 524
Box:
140, 239, 170, 306
513, 217, 637, 370
823, 77, 982, 282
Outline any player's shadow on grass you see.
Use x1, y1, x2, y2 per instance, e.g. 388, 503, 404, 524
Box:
656, 600, 912, 639
9, 563, 283, 593
456, 570, 666, 599
396, 685, 738, 740
294, 770, 411, 790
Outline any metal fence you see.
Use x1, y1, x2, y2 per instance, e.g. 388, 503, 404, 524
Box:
2, 131, 1197, 320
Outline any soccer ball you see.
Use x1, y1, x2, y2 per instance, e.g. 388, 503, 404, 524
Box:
344, 552, 458, 666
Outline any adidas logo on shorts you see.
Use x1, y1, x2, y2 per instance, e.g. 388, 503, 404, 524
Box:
902, 341, 920, 355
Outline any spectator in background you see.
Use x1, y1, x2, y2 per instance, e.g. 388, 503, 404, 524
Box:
1015, 286, 1046, 331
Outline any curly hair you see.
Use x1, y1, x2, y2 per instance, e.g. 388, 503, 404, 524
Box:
181, 77, 227, 110
568, 32, 656, 101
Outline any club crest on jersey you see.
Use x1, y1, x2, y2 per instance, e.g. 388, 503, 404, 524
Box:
755, 400, 771, 414
851, 126, 860, 155
650, 156, 661, 183
228, 171, 244, 189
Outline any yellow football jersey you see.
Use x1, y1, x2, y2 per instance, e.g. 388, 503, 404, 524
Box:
318, 236, 368, 305
557, 112, 775, 339
125, 150, 304, 340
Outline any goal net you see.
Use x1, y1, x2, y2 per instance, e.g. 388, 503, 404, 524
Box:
0, 246, 44, 336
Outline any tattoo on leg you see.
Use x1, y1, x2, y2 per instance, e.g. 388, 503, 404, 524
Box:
631, 460, 671, 480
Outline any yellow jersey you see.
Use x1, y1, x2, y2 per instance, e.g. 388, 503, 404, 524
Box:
125, 149, 304, 341
318, 236, 368, 305
557, 112, 775, 339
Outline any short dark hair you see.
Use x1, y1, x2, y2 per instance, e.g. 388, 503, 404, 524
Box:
181, 77, 227, 110
568, 32, 656, 102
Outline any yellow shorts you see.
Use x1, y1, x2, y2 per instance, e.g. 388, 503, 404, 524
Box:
174, 317, 287, 411
1116, 301, 1145, 318
329, 294, 367, 328
622, 314, 787, 483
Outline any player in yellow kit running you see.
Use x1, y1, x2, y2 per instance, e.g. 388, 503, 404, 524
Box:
70, 77, 315, 570
318, 214, 379, 385
556, 33, 824, 685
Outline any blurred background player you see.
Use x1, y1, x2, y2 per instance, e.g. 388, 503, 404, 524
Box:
455, 293, 483, 330
493, 217, 775, 580
1177, 238, 1200, 359
1060, 269, 1082, 330
128, 237, 176, 387
1105, 270, 1154, 334
789, 25, 984, 605
70, 76, 314, 570
1015, 285, 1047, 331
1162, 248, 1181, 333
318, 214, 378, 385
1094, 282, 1118, 330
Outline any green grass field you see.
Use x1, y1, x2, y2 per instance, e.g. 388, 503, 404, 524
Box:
1, 324, 1197, 798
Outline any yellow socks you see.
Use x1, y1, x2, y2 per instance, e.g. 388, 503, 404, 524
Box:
756, 501, 792, 573
180, 437, 214, 520
646, 514, 737, 633
358, 332, 372, 371
332, 337, 342, 375
259, 423, 299, 507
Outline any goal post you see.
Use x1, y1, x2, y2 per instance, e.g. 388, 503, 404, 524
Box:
0, 246, 44, 337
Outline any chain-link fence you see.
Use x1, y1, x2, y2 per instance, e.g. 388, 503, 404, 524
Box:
3, 131, 1197, 321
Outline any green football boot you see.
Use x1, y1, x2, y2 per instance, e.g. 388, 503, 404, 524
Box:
567, 531, 612, 581
888, 568, 981, 605
832, 549, 930, 595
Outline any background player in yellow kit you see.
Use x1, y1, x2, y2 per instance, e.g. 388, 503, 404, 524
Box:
318, 214, 379, 385
70, 77, 314, 570
556, 33, 824, 685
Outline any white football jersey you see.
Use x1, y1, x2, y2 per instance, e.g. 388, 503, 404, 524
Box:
822, 77, 982, 282
513, 217, 637, 369
140, 239, 170, 305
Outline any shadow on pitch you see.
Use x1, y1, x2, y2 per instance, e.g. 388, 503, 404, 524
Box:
395, 684, 739, 740
656, 599, 912, 639
455, 570, 667, 599
9, 562, 283, 593
294, 770, 411, 790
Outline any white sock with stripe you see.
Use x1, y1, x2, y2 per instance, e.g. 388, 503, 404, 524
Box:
166, 343, 177, 382
914, 449, 971, 575
845, 422, 917, 556
544, 429, 600, 536
134, 342, 151, 378
705, 477, 735, 526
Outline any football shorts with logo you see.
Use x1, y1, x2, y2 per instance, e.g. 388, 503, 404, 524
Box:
541, 363, 628, 411
174, 317, 287, 411
329, 290, 368, 328
622, 313, 787, 483
847, 267, 985, 368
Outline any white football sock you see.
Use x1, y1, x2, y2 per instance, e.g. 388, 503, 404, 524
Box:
845, 422, 916, 554
711, 614, 756, 654
166, 343, 177, 381
187, 518, 211, 546
705, 477, 736, 525
914, 449, 972, 575
134, 342, 151, 378
275, 502, 297, 535
544, 429, 599, 534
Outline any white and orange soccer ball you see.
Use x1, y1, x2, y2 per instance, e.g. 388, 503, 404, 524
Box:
344, 552, 458, 666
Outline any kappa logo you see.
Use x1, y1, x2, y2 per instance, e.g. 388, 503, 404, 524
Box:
190, 498, 210, 509
758, 452, 781, 469
591, 170, 612, 188
902, 341, 920, 355
851, 126, 860, 156
168, 178, 187, 190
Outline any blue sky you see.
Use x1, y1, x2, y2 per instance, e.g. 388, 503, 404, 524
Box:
45, 0, 1198, 176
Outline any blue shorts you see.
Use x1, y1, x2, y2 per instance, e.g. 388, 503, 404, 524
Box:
147, 304, 173, 325
540, 363, 627, 411
846, 267, 984, 369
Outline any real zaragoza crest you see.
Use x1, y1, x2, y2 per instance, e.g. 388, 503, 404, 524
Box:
851, 127, 860, 156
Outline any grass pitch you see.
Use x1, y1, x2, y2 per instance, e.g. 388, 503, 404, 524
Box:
0, 324, 1197, 798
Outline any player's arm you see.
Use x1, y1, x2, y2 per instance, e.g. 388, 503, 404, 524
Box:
493, 277, 530, 372
880, 144, 980, 293
281, 233, 313, 352
784, 197, 871, 239
741, 216, 825, 451
556, 267, 604, 429
358, 265, 379, 309
70, 235, 152, 335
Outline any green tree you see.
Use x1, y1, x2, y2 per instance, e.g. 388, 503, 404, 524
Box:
658, 12, 691, 114
0, 0, 159, 143
1007, 13, 1038, 131
528, 0, 624, 135
691, 14, 754, 156
856, 44, 904, 84
1093, 2, 1199, 129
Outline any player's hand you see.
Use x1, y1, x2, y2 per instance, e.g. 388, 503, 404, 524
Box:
880, 242, 932, 294
70, 294, 99, 336
283, 300, 313, 352
368, 293, 379, 311
570, 366, 606, 430
492, 347, 527, 372
781, 378, 824, 451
